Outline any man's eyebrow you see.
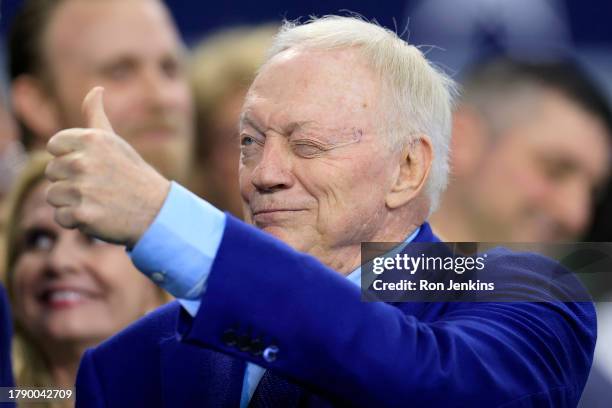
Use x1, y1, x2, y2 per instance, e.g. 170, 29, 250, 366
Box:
239, 113, 264, 133
289, 120, 317, 133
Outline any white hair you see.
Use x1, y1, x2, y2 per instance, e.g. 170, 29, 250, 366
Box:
266, 15, 457, 213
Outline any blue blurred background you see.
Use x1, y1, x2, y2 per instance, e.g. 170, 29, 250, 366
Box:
2, 0, 610, 93
0, 0, 612, 95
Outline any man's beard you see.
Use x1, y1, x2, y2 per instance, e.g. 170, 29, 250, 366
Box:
52, 93, 194, 183
133, 136, 192, 183
121, 116, 194, 183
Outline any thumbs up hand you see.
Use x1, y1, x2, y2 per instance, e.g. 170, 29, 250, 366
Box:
46, 86, 170, 247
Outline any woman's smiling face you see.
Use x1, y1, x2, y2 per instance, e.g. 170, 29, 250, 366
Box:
11, 180, 162, 344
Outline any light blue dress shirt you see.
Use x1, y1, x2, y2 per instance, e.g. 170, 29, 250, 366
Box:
130, 182, 420, 407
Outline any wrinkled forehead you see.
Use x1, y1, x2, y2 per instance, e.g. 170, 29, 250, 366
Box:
242, 47, 382, 139
44, 0, 182, 68
253, 47, 379, 98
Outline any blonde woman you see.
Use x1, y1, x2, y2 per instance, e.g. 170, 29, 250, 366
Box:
3, 151, 168, 406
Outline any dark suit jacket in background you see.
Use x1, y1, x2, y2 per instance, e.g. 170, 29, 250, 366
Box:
0, 284, 13, 389
76, 217, 596, 407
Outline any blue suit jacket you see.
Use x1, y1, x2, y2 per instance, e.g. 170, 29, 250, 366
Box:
0, 284, 13, 389
76, 217, 596, 407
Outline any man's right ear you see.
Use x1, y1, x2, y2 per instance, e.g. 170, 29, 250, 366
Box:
12, 75, 61, 147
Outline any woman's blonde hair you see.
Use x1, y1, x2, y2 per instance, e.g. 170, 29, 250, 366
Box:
1, 151, 169, 406
1, 151, 59, 405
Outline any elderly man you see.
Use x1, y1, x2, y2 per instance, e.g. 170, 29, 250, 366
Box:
9, 0, 193, 181
45, 17, 594, 407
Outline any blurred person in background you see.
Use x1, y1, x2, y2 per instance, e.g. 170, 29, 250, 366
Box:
0, 89, 23, 202
8, 0, 194, 183
430, 57, 612, 408
432, 58, 612, 243
2, 152, 168, 402
188, 24, 277, 217
0, 68, 23, 398
0, 82, 26, 284
0, 7, 17, 396
0, 10, 18, 401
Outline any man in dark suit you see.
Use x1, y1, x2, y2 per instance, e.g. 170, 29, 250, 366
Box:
0, 284, 14, 388
45, 16, 596, 407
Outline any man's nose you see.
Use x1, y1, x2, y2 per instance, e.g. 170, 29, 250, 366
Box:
251, 136, 294, 193
555, 182, 591, 238
141, 65, 185, 110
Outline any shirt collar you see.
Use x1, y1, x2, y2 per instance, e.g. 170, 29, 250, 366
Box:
346, 226, 421, 286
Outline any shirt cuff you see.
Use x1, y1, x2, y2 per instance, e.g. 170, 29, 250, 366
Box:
129, 182, 226, 300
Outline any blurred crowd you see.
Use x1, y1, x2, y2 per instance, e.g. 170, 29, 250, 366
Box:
0, 0, 610, 407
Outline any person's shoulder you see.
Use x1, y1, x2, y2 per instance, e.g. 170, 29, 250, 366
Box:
474, 247, 596, 323
484, 246, 557, 267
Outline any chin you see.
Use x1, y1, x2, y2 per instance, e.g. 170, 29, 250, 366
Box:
260, 226, 307, 251
43, 322, 112, 344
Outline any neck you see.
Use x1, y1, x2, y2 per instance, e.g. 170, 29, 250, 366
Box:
431, 189, 491, 242
42, 340, 92, 387
321, 215, 423, 276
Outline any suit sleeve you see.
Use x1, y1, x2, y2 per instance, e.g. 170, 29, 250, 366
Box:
180, 216, 595, 407
76, 349, 107, 408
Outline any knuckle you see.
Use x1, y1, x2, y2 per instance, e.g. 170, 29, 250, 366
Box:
69, 155, 86, 174
82, 129, 102, 144
46, 185, 59, 204
68, 183, 83, 201
72, 206, 93, 226
44, 161, 56, 179
55, 208, 76, 229
48, 130, 70, 151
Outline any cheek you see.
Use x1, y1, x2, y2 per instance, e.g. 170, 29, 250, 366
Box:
508, 155, 555, 202
9, 261, 49, 336
299, 158, 385, 218
478, 151, 552, 217
172, 82, 194, 114
239, 164, 255, 198
91, 249, 158, 311
90, 249, 138, 291
104, 93, 139, 125
10, 257, 43, 313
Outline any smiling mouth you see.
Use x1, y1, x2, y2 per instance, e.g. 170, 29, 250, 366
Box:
38, 289, 96, 309
252, 209, 305, 223
253, 209, 304, 215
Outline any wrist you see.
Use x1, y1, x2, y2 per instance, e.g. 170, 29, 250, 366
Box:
128, 176, 171, 249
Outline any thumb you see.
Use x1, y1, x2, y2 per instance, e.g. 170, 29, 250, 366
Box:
82, 86, 114, 132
